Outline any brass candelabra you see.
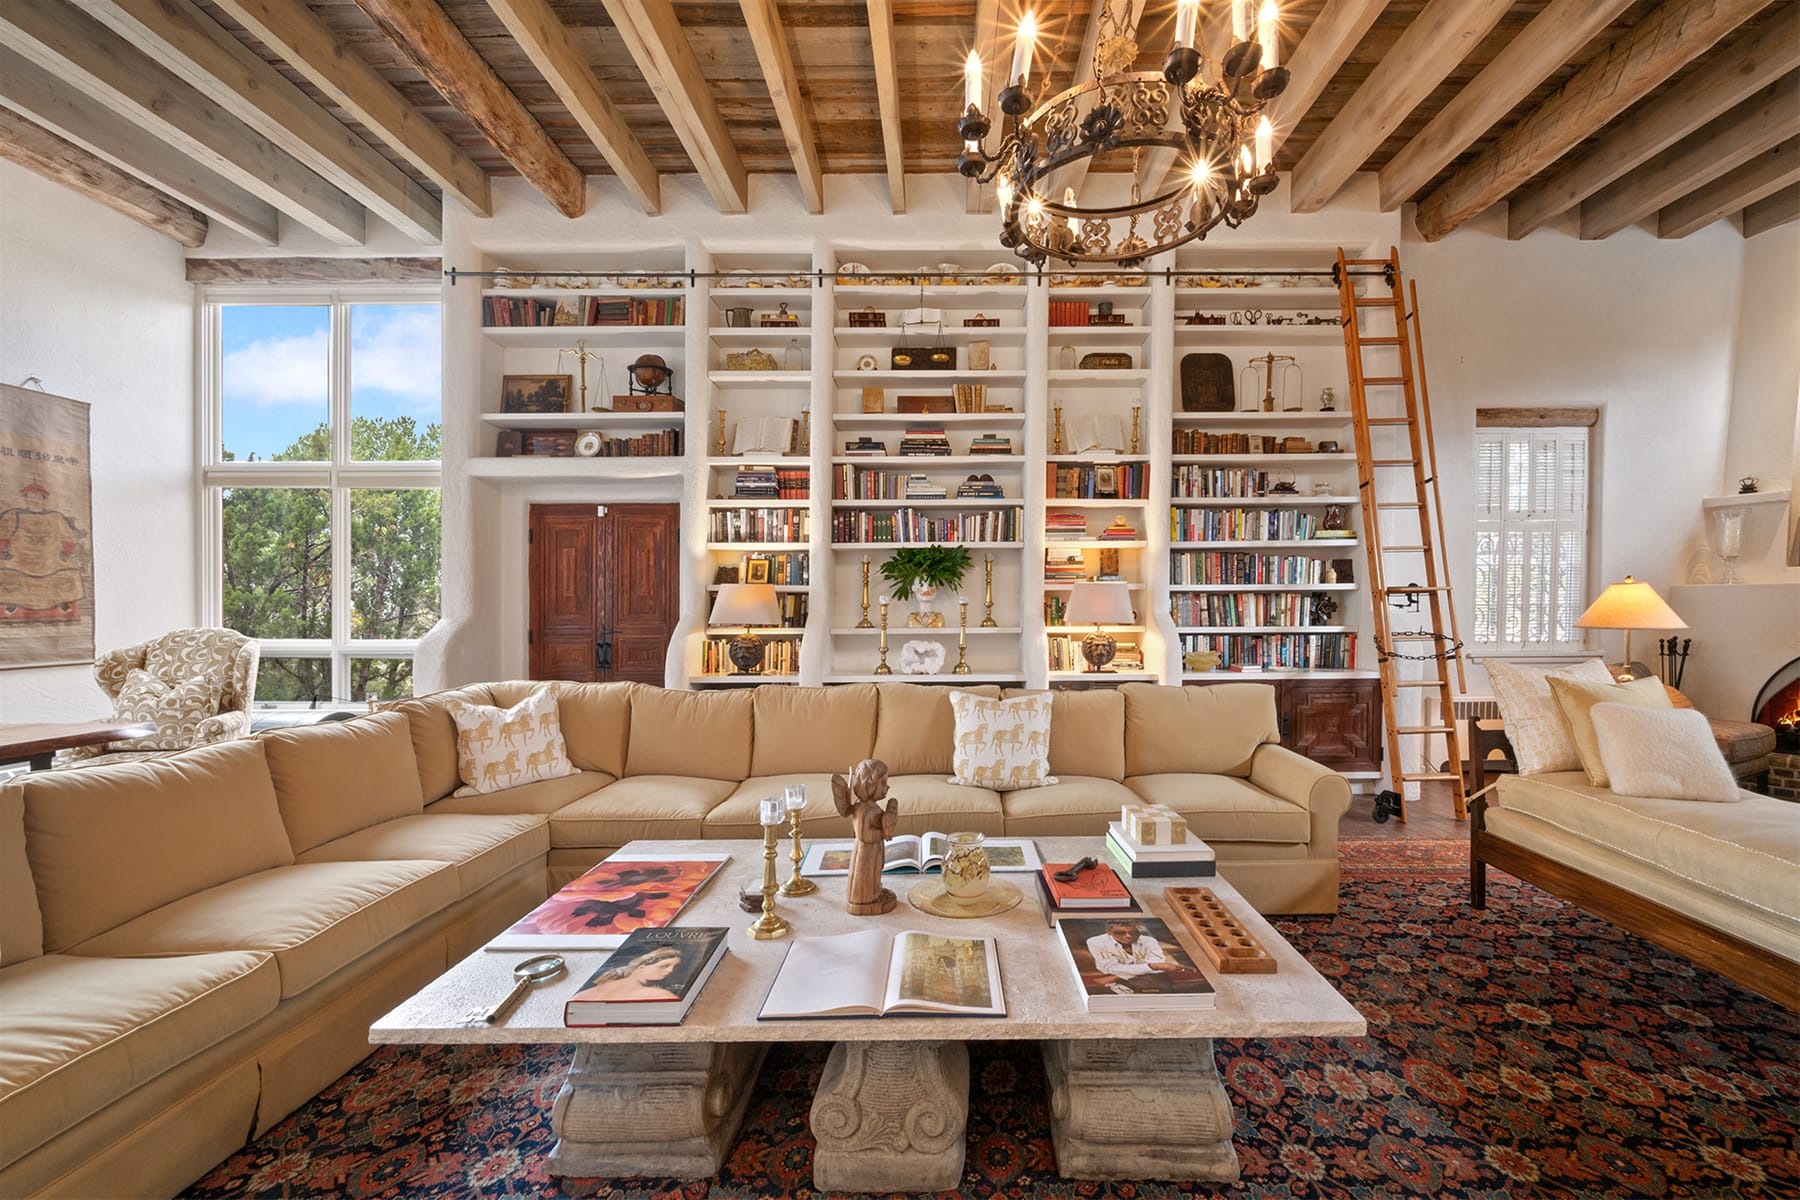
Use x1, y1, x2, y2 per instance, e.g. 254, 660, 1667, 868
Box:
874, 599, 892, 675
748, 815, 792, 940
856, 558, 874, 627
981, 556, 998, 627
953, 598, 972, 675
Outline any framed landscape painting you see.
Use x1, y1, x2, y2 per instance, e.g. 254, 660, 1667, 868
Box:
501, 374, 572, 414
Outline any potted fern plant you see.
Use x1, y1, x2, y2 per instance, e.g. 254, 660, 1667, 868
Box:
880, 545, 973, 621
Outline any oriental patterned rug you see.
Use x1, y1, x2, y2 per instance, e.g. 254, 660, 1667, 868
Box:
185, 869, 1800, 1199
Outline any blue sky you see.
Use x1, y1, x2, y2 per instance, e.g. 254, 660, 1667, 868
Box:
221, 303, 441, 460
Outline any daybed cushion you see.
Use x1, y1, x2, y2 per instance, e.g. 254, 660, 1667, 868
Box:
296, 814, 550, 896
0, 784, 42, 966
68, 860, 459, 999
549, 775, 738, 848
1000, 777, 1141, 837
705, 776, 853, 840
0, 951, 278, 1170
871, 684, 1001, 776
1125, 774, 1310, 843
751, 685, 877, 777
1122, 683, 1278, 778
428, 771, 612, 816
1546, 674, 1671, 787
881, 776, 1005, 835
1484, 657, 1614, 775
16, 740, 295, 953
626, 688, 753, 780
260, 710, 424, 853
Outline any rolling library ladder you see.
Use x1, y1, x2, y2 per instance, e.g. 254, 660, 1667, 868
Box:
1334, 248, 1468, 823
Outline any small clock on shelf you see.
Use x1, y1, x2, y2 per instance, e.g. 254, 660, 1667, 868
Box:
575, 431, 604, 457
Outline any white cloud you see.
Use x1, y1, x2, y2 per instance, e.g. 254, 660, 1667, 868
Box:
352, 305, 441, 414
222, 329, 329, 409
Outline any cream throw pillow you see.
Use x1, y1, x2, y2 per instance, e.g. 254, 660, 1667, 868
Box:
1484, 658, 1615, 776
113, 667, 224, 750
448, 688, 576, 796
1548, 674, 1673, 787
948, 691, 1056, 790
1591, 705, 1740, 803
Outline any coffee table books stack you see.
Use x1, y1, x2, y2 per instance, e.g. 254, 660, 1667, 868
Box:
1106, 817, 1218, 879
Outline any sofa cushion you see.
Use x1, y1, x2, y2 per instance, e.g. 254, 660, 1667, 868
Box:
0, 783, 41, 966
1125, 774, 1310, 843
1708, 718, 1778, 765
626, 688, 752, 780
1484, 657, 1615, 775
391, 685, 496, 804
872, 684, 1001, 776
295, 814, 549, 897
949, 691, 1055, 789
549, 776, 738, 849
260, 710, 424, 854
1547, 673, 1671, 787
1122, 683, 1278, 778
68, 860, 459, 999
427, 770, 612, 816
704, 776, 854, 840
18, 740, 295, 953
751, 685, 877, 777
448, 688, 577, 797
1005, 688, 1126, 781
1593, 706, 1741, 803
1000, 777, 1141, 837
0, 951, 278, 1171
882, 776, 1005, 836
498, 681, 634, 777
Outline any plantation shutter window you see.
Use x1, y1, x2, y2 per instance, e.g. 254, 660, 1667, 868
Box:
1472, 427, 1589, 650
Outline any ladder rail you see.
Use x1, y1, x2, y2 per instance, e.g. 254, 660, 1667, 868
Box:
1405, 279, 1468, 695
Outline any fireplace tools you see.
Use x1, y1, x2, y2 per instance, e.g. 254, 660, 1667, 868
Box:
1658, 637, 1691, 687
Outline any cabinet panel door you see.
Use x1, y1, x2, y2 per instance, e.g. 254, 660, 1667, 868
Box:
1283, 680, 1381, 772
529, 505, 599, 682
601, 505, 679, 685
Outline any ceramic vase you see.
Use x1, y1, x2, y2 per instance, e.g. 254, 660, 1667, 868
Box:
941, 832, 989, 899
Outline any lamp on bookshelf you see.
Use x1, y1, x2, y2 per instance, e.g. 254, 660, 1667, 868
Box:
1064, 581, 1135, 673
1574, 575, 1686, 682
709, 583, 782, 675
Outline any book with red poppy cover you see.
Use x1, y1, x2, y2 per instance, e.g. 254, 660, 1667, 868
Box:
1040, 861, 1135, 909
486, 852, 729, 951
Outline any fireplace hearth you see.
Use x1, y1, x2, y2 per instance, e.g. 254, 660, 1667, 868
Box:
1753, 658, 1800, 753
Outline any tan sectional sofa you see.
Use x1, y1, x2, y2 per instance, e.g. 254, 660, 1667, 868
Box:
0, 680, 1349, 1198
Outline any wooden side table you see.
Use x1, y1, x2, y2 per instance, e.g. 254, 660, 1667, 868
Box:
0, 721, 157, 771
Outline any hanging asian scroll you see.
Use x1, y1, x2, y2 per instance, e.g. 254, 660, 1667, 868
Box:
0, 382, 94, 667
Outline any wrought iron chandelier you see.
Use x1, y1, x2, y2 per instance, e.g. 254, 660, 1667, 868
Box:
956, 1, 1290, 267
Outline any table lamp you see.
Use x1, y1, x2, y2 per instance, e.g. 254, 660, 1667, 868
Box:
708, 583, 782, 674
1064, 581, 1135, 672
1574, 575, 1686, 681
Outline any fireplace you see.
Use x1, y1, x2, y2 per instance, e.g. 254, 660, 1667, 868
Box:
1753, 658, 1800, 753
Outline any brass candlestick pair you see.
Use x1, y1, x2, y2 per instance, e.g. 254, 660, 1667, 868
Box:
856, 558, 874, 627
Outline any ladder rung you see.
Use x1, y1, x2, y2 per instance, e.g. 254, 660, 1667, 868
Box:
1401, 771, 1464, 783
1354, 297, 1396, 307
1367, 417, 1413, 426
1376, 502, 1423, 509
1395, 680, 1447, 688
1394, 725, 1456, 736
1381, 544, 1428, 552
1361, 376, 1406, 385
1358, 337, 1404, 345
1371, 459, 1415, 466
1386, 585, 1450, 593
1341, 258, 1392, 266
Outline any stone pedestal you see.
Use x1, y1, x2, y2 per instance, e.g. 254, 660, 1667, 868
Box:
546, 1042, 766, 1180
1041, 1038, 1239, 1182
810, 1039, 968, 1192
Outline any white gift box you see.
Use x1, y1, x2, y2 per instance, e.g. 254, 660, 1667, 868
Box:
1122, 804, 1188, 845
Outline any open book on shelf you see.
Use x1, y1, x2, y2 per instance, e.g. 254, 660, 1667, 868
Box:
732, 415, 795, 456
758, 928, 1005, 1020
802, 834, 1043, 875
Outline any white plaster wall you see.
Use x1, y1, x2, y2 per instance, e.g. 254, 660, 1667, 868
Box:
0, 162, 196, 720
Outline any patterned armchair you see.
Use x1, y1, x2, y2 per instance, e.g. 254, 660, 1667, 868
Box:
59, 628, 260, 765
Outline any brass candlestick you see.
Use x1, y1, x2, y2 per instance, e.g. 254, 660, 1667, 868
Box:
779, 811, 817, 897
715, 407, 728, 455
874, 600, 892, 674
1053, 403, 1065, 454
1131, 404, 1141, 454
981, 555, 998, 627
856, 558, 874, 627
798, 407, 811, 454
953, 598, 972, 675
749, 822, 792, 939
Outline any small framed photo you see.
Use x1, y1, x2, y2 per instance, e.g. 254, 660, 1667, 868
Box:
501, 373, 572, 414
713, 565, 740, 585
744, 558, 772, 585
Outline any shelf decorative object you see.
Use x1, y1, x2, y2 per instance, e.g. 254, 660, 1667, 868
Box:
981, 556, 998, 627
709, 583, 782, 675
1065, 580, 1135, 673
556, 341, 603, 413
778, 784, 817, 898
1240, 352, 1300, 412
954, 0, 1288, 265
857, 557, 875, 627
748, 796, 793, 940
880, 545, 973, 626
953, 599, 973, 675
834, 760, 900, 916
875, 598, 893, 675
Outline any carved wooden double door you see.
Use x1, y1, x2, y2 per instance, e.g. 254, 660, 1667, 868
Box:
528, 503, 678, 683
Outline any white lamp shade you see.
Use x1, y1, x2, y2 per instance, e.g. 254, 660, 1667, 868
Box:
708, 583, 781, 627
1064, 580, 1135, 626
1574, 575, 1687, 632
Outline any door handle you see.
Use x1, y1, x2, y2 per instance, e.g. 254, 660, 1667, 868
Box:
595, 629, 613, 671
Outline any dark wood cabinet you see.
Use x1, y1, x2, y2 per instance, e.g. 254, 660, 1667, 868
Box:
1186, 677, 1382, 773
529, 503, 678, 684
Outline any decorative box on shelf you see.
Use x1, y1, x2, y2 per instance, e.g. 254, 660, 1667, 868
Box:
610, 395, 683, 412
519, 429, 577, 457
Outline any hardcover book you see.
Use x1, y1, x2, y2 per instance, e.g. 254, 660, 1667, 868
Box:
487, 853, 729, 951
802, 834, 1043, 875
1105, 832, 1218, 878
1033, 869, 1144, 927
758, 929, 1005, 1019
564, 927, 730, 1026
1041, 861, 1135, 909
1055, 916, 1216, 1012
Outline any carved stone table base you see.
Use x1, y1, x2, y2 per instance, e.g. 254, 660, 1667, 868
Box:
810, 1039, 969, 1192
1042, 1038, 1239, 1182
546, 1042, 767, 1181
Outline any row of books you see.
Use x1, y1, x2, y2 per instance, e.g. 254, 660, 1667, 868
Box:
1171, 509, 1333, 541
706, 508, 809, 543
1178, 632, 1358, 669
772, 592, 809, 627
1169, 552, 1333, 586
1171, 593, 1333, 626
700, 636, 799, 675
1171, 430, 1325, 455
834, 465, 1013, 499
1049, 299, 1123, 327
898, 428, 953, 456
586, 429, 684, 457
1048, 463, 1150, 499
1172, 466, 1300, 498
731, 465, 809, 500
829, 509, 1021, 543
482, 295, 685, 327
721, 551, 809, 586
969, 434, 1015, 455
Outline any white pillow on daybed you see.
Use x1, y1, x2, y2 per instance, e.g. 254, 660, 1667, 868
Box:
1591, 704, 1740, 803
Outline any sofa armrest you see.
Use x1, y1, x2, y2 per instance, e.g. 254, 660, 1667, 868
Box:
194, 711, 252, 746
1248, 743, 1351, 855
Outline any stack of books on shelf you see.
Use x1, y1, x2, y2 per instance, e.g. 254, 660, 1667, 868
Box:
707, 508, 809, 544
701, 637, 798, 675
1049, 299, 1090, 327
731, 465, 809, 500
1169, 551, 1327, 585
1043, 594, 1067, 626
1171, 466, 1284, 498
1174, 430, 1300, 455
1172, 508, 1322, 541
1098, 515, 1140, 540
904, 474, 948, 499
1171, 592, 1322, 626
831, 509, 1020, 544
482, 295, 684, 328
952, 384, 989, 413
1045, 512, 1089, 542
563, 927, 729, 1027
956, 475, 1007, 499
898, 428, 953, 457
775, 592, 809, 627
1049, 463, 1147, 499
1043, 552, 1089, 583
1106, 811, 1217, 879
725, 552, 809, 586
843, 437, 889, 457
969, 434, 1014, 456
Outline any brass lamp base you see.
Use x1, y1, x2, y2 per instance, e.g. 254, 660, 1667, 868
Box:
727, 632, 765, 675
1081, 630, 1118, 672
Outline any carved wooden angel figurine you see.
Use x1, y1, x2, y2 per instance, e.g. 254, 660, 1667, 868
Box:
832, 758, 899, 915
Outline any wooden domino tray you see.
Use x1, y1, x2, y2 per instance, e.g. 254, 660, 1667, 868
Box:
1165, 887, 1278, 974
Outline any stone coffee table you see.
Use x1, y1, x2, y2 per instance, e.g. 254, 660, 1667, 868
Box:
371, 836, 1364, 1191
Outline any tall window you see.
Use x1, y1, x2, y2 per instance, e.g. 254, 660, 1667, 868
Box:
1472, 426, 1590, 650
201, 289, 442, 704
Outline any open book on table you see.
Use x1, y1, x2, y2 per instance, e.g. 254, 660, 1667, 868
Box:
801, 834, 1043, 876
758, 928, 1005, 1019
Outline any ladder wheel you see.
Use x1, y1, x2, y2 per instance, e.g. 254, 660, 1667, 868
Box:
1371, 790, 1401, 824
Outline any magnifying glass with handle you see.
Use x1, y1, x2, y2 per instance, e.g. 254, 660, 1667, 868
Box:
469, 954, 566, 1025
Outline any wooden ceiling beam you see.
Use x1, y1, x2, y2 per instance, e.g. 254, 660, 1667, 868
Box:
601, 0, 749, 214
1414, 0, 1775, 242
350, 0, 583, 218
738, 0, 823, 214
1658, 136, 1800, 238
1377, 0, 1637, 211
0, 0, 365, 245
0, 44, 277, 243
185, 256, 441, 284
865, 0, 905, 214
1268, 0, 1390, 161
1741, 181, 1800, 237
206, 0, 488, 217
0, 106, 208, 247
1289, 0, 1510, 213
486, 0, 659, 215
74, 0, 440, 242
1580, 73, 1800, 240
1506, 12, 1800, 239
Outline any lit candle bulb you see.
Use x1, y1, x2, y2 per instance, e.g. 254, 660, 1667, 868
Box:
1231, 0, 1249, 42
1255, 115, 1273, 172
1190, 158, 1213, 189
1011, 12, 1036, 86
996, 175, 1013, 210
1259, 1, 1279, 69
1240, 144, 1254, 178
964, 49, 983, 111
1173, 0, 1200, 49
